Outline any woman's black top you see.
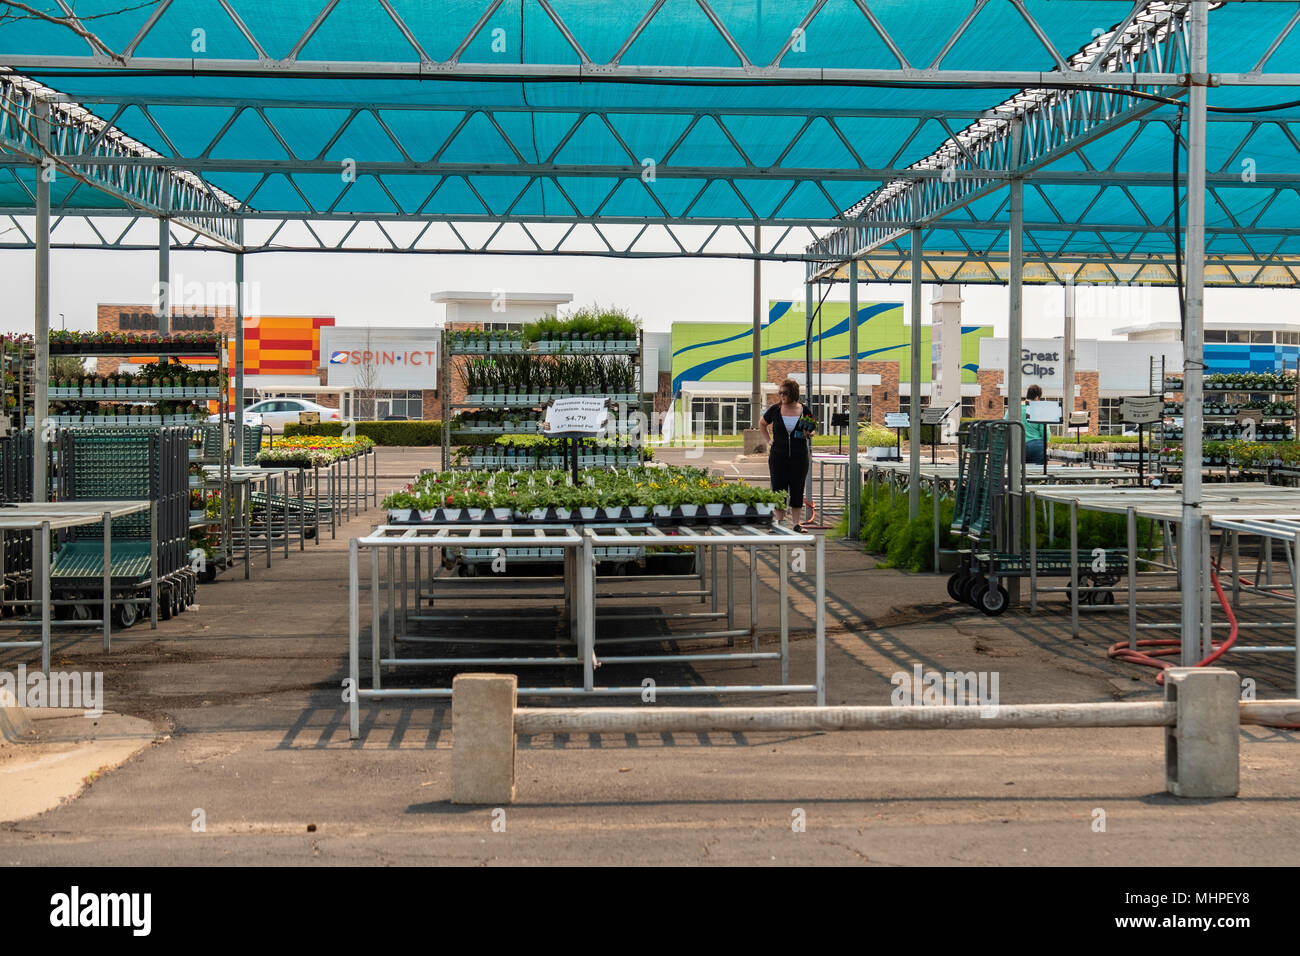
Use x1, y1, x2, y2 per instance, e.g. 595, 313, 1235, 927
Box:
763, 402, 814, 457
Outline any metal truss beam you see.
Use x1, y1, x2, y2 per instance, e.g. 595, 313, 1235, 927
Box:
8, 0, 1298, 88
1, 214, 1296, 288
806, 1, 1201, 279
0, 72, 242, 248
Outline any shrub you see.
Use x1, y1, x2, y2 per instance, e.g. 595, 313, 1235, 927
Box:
284, 420, 442, 445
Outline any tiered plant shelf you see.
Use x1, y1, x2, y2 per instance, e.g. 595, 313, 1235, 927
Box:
1161, 370, 1300, 471
440, 311, 648, 471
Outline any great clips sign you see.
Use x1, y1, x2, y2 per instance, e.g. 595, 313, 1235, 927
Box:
320, 329, 438, 389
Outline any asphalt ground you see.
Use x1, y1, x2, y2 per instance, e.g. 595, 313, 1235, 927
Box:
0, 446, 1296, 866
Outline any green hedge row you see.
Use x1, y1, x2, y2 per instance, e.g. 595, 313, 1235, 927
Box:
283, 420, 442, 445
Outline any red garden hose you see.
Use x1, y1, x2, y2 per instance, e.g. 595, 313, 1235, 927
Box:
1107, 567, 1300, 728
1106, 567, 1238, 685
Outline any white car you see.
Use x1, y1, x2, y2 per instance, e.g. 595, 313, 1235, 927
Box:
242, 398, 341, 432
207, 410, 264, 429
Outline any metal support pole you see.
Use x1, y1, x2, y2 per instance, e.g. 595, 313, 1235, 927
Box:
1181, 1, 1209, 666
1007, 122, 1025, 604
909, 227, 922, 519
101, 509, 111, 651
1062, 280, 1077, 430
349, 538, 359, 739
234, 251, 246, 465
847, 260, 861, 539
804, 280, 816, 510
157, 215, 170, 335
1069, 499, 1079, 638
38, 520, 49, 677
816, 535, 826, 705
1128, 507, 1138, 650
752, 223, 762, 428
33, 98, 50, 504
779, 544, 789, 685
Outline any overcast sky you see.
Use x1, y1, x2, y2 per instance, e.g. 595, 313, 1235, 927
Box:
2, 246, 1295, 343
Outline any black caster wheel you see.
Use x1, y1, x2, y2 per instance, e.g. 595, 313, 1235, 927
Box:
115, 601, 138, 629
946, 571, 967, 602
961, 575, 985, 607
1099, 590, 1115, 606
979, 585, 1010, 616
159, 588, 173, 621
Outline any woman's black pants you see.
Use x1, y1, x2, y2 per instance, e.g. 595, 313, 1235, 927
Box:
769, 447, 809, 509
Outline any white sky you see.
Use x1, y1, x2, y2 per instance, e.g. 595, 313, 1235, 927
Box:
2, 246, 1296, 342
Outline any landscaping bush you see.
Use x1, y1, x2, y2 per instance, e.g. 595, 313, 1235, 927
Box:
284, 420, 442, 445
835, 486, 1161, 571
833, 487, 956, 572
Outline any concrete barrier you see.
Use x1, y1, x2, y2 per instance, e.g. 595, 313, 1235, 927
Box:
449, 668, 1287, 803
0, 686, 32, 742
451, 673, 516, 805
1164, 668, 1238, 798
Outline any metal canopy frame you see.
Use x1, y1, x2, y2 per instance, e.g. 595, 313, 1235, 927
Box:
4, 0, 1300, 678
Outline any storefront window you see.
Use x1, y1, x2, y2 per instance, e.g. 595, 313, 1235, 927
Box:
689, 398, 752, 435
1098, 398, 1124, 435
355, 389, 423, 420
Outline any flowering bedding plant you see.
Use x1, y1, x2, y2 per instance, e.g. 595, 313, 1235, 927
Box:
382, 465, 787, 519
255, 435, 374, 467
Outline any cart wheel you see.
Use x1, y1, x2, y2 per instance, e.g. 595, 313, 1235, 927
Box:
201, 564, 217, 584
115, 601, 138, 629
946, 572, 967, 603
71, 603, 92, 621
979, 585, 1010, 616
159, 587, 173, 621
305, 527, 317, 540
1099, 590, 1115, 606
967, 581, 987, 609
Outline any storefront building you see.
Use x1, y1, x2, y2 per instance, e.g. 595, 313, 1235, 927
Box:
669, 293, 993, 436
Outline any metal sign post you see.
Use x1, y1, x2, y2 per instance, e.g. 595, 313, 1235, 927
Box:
885, 411, 909, 461
543, 396, 611, 484
1120, 395, 1163, 486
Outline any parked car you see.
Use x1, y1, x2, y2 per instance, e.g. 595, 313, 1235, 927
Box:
207, 410, 264, 429
242, 398, 340, 432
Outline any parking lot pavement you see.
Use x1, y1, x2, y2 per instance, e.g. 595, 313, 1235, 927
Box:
0, 471, 1296, 866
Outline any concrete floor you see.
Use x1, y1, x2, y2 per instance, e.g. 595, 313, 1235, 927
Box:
0, 446, 1297, 865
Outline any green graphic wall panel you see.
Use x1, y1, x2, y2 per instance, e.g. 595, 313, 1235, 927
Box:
671, 301, 992, 393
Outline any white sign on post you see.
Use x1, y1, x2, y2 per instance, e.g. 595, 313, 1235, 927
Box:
1120, 395, 1163, 425
544, 396, 609, 436
1026, 400, 1062, 423
884, 412, 910, 428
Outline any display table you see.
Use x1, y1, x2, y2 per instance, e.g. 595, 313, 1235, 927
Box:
0, 500, 155, 674
347, 521, 824, 738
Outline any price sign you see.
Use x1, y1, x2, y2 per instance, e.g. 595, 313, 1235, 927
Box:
884, 412, 910, 428
543, 396, 609, 436
1120, 395, 1163, 425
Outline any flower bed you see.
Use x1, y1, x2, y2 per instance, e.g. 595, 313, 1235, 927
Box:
256, 435, 375, 468
383, 465, 787, 524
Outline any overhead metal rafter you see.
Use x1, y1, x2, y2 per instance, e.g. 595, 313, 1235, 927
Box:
806, 0, 1202, 279
0, 70, 242, 248
6, 0, 1299, 87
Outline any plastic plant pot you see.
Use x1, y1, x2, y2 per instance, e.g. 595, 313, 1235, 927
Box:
579, 507, 598, 520
628, 505, 648, 519
680, 504, 699, 518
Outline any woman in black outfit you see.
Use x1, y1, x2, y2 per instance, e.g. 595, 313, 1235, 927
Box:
760, 378, 816, 530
